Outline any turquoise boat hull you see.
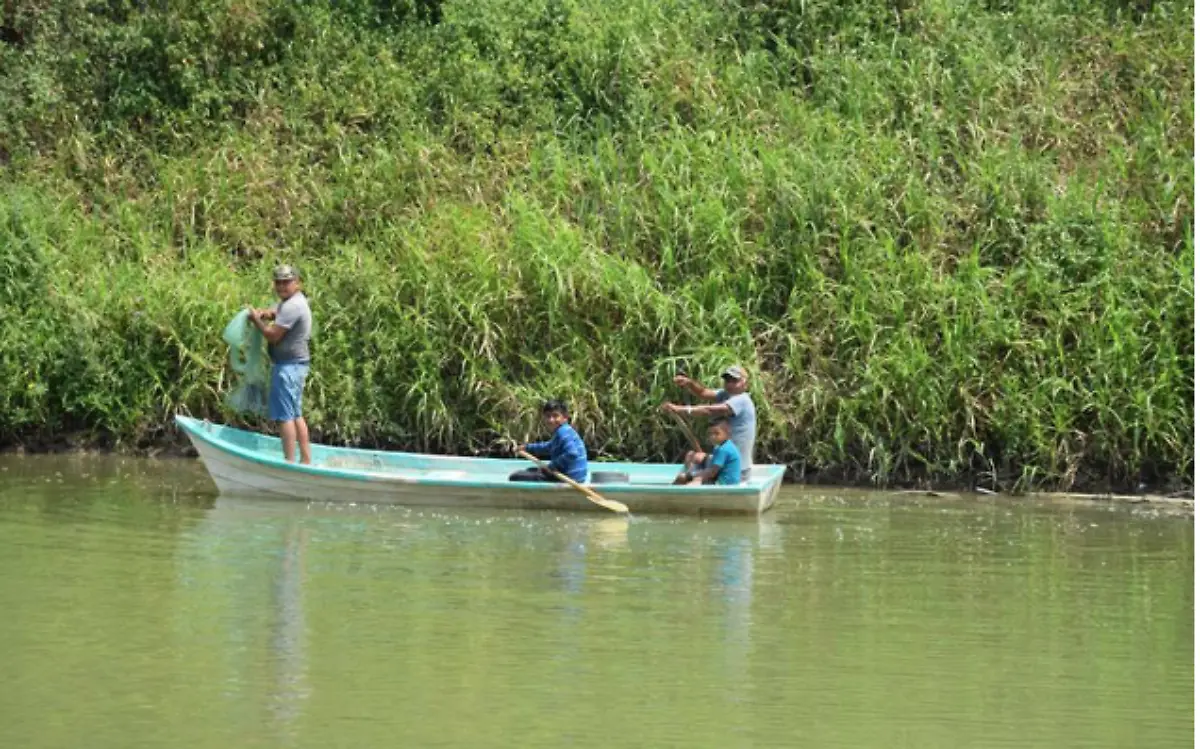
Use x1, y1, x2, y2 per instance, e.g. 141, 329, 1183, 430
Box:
176, 415, 784, 515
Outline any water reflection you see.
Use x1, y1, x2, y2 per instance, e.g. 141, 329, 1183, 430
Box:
181, 498, 789, 733
588, 517, 632, 552
554, 516, 632, 594
134, 488, 1193, 749
181, 499, 314, 742
269, 523, 309, 742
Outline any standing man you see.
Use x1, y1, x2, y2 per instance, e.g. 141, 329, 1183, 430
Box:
662, 364, 756, 481
249, 265, 313, 465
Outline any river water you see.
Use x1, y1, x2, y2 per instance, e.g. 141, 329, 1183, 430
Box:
0, 455, 1192, 748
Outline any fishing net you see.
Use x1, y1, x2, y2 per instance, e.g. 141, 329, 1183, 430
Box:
222, 309, 270, 416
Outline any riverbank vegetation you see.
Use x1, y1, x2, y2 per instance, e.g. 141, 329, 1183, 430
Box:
0, 0, 1192, 491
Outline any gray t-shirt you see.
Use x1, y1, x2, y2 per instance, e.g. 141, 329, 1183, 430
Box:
269, 292, 312, 363
716, 389, 756, 475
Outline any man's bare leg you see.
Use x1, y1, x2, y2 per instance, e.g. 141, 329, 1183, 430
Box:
296, 417, 312, 465
280, 420, 298, 463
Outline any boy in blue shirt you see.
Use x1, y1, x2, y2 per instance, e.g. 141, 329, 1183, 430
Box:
509, 400, 589, 483
673, 419, 742, 486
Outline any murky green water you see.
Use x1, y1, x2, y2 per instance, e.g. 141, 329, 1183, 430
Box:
0, 455, 1191, 748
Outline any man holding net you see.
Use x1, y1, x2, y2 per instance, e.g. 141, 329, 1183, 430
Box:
249, 265, 313, 465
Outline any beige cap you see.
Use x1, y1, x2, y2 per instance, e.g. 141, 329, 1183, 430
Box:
721, 365, 748, 381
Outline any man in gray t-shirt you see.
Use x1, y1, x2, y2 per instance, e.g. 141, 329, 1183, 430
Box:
249, 265, 314, 465
662, 364, 757, 481
268, 290, 312, 364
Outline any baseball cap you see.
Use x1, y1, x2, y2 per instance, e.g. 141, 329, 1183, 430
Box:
721, 365, 747, 381
273, 264, 299, 282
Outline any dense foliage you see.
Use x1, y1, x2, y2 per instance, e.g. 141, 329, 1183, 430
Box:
0, 0, 1192, 490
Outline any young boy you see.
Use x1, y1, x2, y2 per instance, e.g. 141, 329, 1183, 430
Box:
509, 400, 589, 483
673, 419, 742, 486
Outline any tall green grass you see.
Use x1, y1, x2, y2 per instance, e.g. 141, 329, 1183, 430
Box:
0, 0, 1191, 491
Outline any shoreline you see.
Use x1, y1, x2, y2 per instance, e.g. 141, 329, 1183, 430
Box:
2, 1, 1190, 526
887, 487, 1195, 510
3, 442, 1192, 507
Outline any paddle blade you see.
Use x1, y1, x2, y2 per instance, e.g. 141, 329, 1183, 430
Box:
587, 493, 630, 514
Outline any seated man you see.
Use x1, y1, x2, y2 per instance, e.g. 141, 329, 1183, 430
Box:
673, 419, 742, 486
662, 364, 756, 481
509, 399, 589, 483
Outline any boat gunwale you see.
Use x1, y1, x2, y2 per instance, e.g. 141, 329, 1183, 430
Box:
175, 415, 784, 495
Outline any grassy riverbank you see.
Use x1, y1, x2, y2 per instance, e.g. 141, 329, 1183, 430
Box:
0, 0, 1192, 491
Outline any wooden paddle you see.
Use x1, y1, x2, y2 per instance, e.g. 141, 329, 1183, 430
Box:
667, 408, 703, 454
516, 450, 630, 514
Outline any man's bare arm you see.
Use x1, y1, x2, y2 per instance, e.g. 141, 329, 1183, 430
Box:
673, 374, 718, 400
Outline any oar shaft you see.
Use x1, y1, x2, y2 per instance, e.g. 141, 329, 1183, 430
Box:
516, 450, 629, 514
668, 410, 703, 453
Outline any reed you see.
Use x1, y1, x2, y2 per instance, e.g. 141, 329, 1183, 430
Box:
0, 0, 1191, 491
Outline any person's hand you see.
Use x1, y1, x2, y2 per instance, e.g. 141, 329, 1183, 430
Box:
247, 306, 261, 324
661, 402, 680, 414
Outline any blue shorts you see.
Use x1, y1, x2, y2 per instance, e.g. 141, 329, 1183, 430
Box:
269, 361, 309, 422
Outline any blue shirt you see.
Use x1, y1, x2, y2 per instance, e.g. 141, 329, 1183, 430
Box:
525, 423, 589, 482
708, 439, 742, 485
